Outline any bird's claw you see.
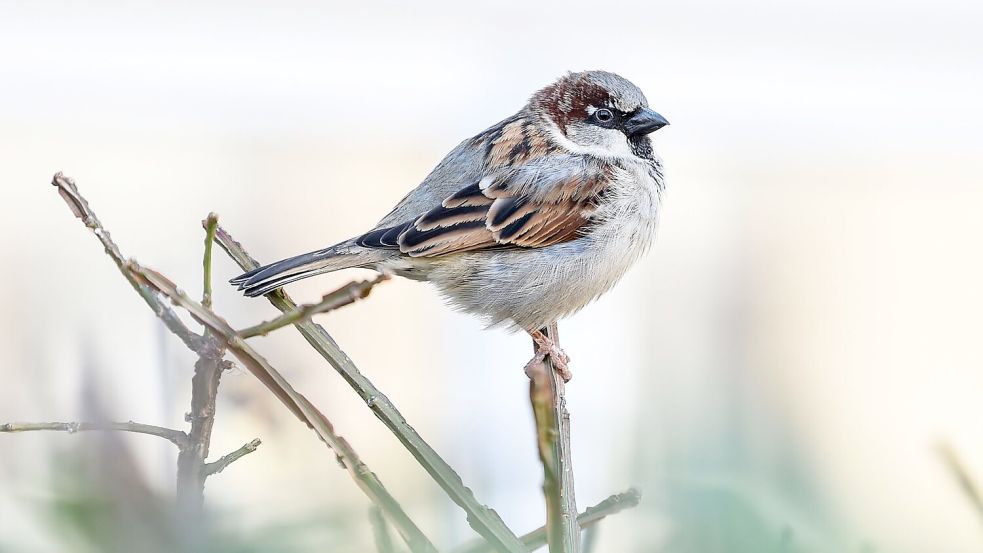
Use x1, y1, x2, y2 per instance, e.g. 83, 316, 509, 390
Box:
527, 329, 572, 382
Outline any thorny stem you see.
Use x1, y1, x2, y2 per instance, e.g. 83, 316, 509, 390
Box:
0, 421, 188, 447
213, 224, 526, 553
528, 323, 580, 553
238, 274, 387, 338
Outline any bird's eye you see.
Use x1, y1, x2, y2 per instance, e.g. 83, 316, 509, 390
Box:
594, 108, 614, 123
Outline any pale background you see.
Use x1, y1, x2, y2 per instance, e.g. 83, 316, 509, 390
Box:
1, 1, 982, 551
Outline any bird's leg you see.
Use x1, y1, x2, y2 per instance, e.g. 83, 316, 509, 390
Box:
526, 327, 572, 382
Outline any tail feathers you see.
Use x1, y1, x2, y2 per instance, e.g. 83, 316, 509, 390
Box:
231, 244, 380, 297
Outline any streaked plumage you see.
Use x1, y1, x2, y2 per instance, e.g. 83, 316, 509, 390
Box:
232, 70, 668, 357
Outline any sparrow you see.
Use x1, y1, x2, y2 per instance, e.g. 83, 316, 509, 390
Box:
232, 70, 668, 380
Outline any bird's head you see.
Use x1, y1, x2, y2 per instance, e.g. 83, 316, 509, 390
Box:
530, 70, 668, 160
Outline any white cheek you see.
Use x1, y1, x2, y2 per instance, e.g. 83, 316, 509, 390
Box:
598, 128, 634, 158
547, 125, 635, 161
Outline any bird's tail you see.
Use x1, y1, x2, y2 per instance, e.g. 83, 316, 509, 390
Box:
230, 242, 384, 297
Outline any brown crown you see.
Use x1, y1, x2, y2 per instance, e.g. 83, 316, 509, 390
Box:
531, 74, 611, 133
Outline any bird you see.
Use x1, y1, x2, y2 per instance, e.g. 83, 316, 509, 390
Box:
231, 70, 668, 381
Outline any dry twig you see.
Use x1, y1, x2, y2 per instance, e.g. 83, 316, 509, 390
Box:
205, 438, 263, 476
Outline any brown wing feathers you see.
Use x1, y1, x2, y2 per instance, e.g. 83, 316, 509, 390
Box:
356, 117, 611, 257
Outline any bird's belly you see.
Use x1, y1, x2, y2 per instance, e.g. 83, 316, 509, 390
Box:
426, 218, 655, 330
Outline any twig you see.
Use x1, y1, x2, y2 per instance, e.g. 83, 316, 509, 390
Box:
0, 421, 188, 448
238, 274, 388, 338
128, 261, 437, 553
214, 224, 526, 553
204, 438, 262, 476
51, 172, 205, 353
527, 324, 579, 553
456, 489, 640, 553
202, 213, 218, 309
369, 506, 397, 553
938, 442, 983, 527
176, 215, 228, 515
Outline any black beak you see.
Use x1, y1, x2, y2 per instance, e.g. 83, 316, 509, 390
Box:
624, 108, 669, 137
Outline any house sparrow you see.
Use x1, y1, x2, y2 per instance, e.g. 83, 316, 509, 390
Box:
232, 70, 668, 380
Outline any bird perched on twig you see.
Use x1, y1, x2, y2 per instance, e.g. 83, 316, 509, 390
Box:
232, 70, 668, 381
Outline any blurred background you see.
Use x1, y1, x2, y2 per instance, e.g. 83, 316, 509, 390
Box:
2, 0, 982, 551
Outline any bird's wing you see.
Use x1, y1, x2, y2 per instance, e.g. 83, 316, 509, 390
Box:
357, 153, 613, 257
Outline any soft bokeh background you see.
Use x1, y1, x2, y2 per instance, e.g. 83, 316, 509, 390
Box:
2, 1, 982, 551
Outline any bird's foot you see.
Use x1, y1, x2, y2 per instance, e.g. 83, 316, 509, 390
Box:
526, 329, 572, 382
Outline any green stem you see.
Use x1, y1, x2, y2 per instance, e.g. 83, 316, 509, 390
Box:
202, 213, 218, 309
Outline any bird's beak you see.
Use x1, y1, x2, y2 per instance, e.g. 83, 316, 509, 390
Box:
624, 108, 669, 137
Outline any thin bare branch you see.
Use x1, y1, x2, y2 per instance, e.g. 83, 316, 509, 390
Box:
527, 323, 579, 553
51, 172, 205, 353
238, 274, 388, 338
214, 224, 525, 553
0, 420, 188, 448
204, 438, 262, 476
127, 260, 437, 553
456, 489, 641, 553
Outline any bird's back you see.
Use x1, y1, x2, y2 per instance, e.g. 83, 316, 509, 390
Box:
373, 114, 522, 229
